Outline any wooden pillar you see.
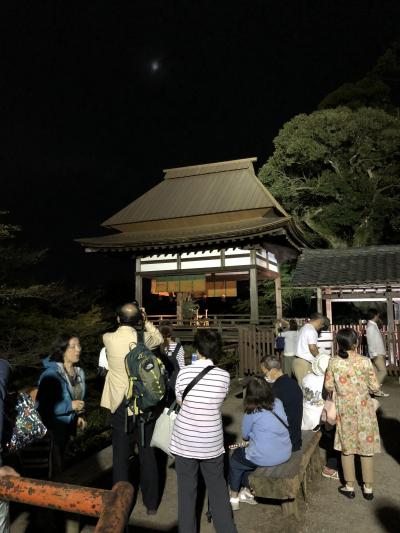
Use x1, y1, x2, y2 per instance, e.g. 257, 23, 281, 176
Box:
176, 292, 184, 326
176, 292, 192, 326
316, 287, 323, 314
275, 276, 282, 320
325, 288, 333, 324
135, 257, 142, 304
386, 290, 395, 366
250, 250, 259, 325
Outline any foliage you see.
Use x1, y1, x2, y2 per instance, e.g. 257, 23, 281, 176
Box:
0, 212, 51, 303
319, 42, 400, 112
318, 77, 392, 112
259, 107, 400, 248
0, 304, 108, 369
234, 262, 313, 316
0, 212, 110, 368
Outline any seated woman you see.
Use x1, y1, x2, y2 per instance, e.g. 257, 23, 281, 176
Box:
229, 376, 292, 510
36, 334, 86, 477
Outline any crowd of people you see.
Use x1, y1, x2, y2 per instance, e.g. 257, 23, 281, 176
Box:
0, 303, 391, 532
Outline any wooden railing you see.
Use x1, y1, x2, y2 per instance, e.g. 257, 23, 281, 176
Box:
146, 314, 276, 344
237, 323, 400, 377
331, 324, 400, 375
147, 313, 276, 327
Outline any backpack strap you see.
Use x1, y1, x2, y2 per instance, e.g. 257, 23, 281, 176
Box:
182, 366, 214, 402
137, 329, 145, 344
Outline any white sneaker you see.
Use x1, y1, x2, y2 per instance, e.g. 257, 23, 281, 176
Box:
230, 497, 240, 511
239, 488, 258, 505
374, 390, 390, 397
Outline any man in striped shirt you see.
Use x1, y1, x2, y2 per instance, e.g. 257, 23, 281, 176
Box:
170, 330, 237, 533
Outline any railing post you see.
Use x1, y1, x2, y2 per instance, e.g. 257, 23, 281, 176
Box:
0, 477, 133, 533
95, 482, 133, 533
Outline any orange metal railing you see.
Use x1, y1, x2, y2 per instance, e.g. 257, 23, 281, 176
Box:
0, 476, 133, 533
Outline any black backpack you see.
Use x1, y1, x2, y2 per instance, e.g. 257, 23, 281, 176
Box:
125, 330, 167, 413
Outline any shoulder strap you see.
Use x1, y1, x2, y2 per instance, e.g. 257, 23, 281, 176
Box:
182, 366, 214, 402
271, 410, 289, 430
170, 342, 181, 358
137, 329, 145, 344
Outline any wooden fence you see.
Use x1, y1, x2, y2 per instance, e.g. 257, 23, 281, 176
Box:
238, 327, 275, 375
238, 324, 400, 377
331, 324, 400, 376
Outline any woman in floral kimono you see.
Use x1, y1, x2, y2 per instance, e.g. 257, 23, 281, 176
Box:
325, 328, 380, 501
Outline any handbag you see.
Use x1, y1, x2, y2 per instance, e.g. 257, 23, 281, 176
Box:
149, 401, 179, 456
3, 391, 47, 453
321, 392, 337, 426
150, 365, 215, 455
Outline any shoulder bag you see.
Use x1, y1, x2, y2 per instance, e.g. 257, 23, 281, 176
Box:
3, 391, 47, 454
150, 365, 214, 455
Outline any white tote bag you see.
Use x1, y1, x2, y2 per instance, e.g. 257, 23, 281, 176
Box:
150, 402, 179, 456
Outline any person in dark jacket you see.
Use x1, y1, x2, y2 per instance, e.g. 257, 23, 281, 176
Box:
260, 356, 303, 451
158, 320, 185, 401
36, 335, 86, 475
0, 358, 20, 532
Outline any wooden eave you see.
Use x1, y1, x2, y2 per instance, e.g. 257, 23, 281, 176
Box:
77, 214, 308, 254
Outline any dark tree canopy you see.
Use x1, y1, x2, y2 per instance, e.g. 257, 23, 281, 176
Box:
259, 106, 400, 248
319, 42, 400, 112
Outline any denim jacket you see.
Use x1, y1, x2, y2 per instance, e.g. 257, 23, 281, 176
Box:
37, 357, 86, 427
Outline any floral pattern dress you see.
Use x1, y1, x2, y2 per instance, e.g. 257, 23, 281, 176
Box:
325, 354, 380, 456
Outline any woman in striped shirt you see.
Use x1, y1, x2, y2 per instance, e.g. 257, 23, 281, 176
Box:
169, 330, 237, 533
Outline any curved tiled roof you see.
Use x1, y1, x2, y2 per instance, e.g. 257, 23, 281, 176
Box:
292, 246, 400, 287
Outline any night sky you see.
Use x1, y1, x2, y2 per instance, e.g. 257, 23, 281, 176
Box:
2, 1, 400, 286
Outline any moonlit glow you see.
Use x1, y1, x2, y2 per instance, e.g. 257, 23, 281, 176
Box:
150, 60, 160, 72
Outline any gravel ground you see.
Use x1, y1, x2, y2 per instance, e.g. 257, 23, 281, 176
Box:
11, 377, 400, 533
123, 377, 399, 533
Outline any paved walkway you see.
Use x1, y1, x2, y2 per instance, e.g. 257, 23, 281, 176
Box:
11, 377, 400, 532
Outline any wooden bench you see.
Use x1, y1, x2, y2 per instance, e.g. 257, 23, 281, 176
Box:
248, 430, 322, 519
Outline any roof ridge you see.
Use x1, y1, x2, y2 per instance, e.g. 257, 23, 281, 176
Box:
303, 245, 400, 255
163, 157, 257, 174
163, 165, 251, 180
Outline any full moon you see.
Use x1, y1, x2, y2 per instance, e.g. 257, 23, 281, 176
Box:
150, 60, 160, 72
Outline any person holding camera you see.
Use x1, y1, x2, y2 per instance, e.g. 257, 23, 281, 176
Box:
101, 302, 163, 514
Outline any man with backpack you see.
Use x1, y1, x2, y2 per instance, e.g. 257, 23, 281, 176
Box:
101, 302, 163, 515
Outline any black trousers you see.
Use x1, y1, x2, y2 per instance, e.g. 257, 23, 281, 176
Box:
175, 454, 237, 533
111, 402, 159, 511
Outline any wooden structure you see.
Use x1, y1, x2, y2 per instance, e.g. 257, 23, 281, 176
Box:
238, 326, 275, 375
293, 246, 400, 373
249, 431, 322, 519
78, 158, 308, 323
